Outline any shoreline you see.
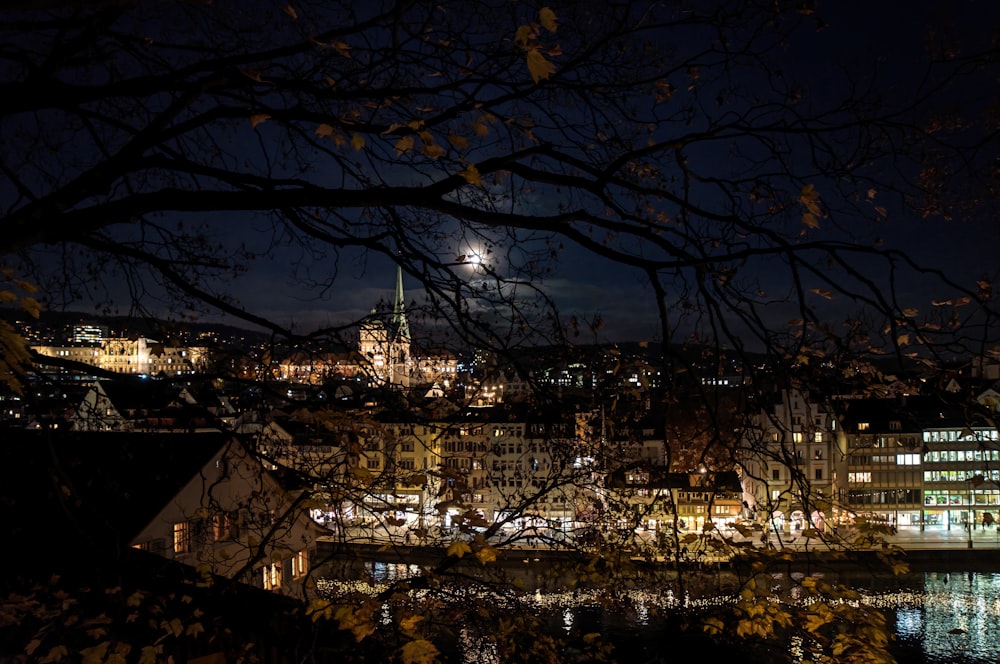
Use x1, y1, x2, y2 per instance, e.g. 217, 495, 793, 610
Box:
317, 539, 1000, 573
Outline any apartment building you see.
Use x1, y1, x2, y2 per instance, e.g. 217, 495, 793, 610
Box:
838, 398, 924, 527
741, 389, 841, 532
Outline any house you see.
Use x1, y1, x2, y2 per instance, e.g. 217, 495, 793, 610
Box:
3, 429, 323, 599
70, 378, 222, 432
606, 466, 744, 532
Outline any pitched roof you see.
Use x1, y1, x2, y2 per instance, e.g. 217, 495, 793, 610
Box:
2, 429, 228, 578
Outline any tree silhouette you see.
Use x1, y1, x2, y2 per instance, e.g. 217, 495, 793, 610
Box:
2, 1, 999, 662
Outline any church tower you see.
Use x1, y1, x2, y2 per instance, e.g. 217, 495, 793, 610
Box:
388, 265, 411, 383
357, 265, 412, 388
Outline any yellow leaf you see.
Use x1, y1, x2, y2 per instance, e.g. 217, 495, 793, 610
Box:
40, 645, 69, 663
316, 124, 335, 138
526, 48, 556, 83
471, 119, 489, 137
539, 7, 558, 32
332, 41, 351, 58
897, 333, 909, 346
283, 4, 297, 20
168, 618, 184, 637
474, 544, 498, 564
185, 621, 205, 637
394, 135, 415, 155
80, 642, 109, 664
307, 599, 334, 622
15, 278, 36, 294
351, 133, 365, 151
21, 297, 42, 318
448, 132, 469, 149
446, 540, 472, 558
249, 114, 270, 129
420, 143, 445, 159
799, 183, 822, 213
802, 212, 821, 229
459, 164, 482, 185
804, 612, 830, 633
399, 614, 424, 633
127, 592, 144, 607
702, 616, 725, 636
400, 639, 439, 664
809, 288, 833, 300
515, 25, 534, 48
138, 647, 160, 664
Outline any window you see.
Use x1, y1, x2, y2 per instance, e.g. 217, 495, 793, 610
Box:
858, 422, 870, 431
173, 521, 192, 554
815, 449, 823, 460
815, 468, 823, 480
814, 432, 823, 443
792, 432, 803, 443
367, 457, 380, 469
772, 469, 780, 481
133, 539, 165, 555
291, 550, 309, 579
848, 472, 872, 483
263, 562, 283, 591
212, 513, 234, 541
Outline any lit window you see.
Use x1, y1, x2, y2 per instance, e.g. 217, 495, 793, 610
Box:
792, 432, 803, 443
814, 432, 823, 443
263, 562, 283, 591
858, 422, 869, 431
173, 522, 191, 554
291, 550, 309, 579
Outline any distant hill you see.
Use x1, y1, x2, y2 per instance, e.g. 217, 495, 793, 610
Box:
0, 306, 272, 346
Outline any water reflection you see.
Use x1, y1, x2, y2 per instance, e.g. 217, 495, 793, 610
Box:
887, 572, 1000, 663
318, 565, 1000, 663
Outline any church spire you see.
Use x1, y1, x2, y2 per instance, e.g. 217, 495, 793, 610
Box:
392, 265, 410, 342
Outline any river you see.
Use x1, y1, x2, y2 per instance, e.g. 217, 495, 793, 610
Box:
318, 556, 1000, 663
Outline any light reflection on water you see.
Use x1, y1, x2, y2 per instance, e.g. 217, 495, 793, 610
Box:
886, 572, 1000, 663
321, 564, 1000, 663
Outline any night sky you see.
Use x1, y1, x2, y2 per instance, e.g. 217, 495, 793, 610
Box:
13, 1, 1000, 347
219, 2, 999, 344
